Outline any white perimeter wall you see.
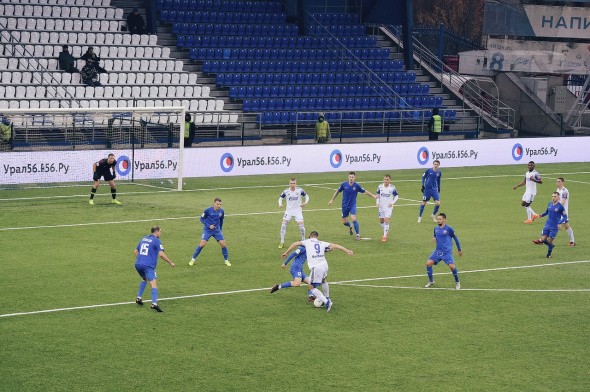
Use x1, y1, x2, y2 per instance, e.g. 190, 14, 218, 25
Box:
1, 137, 589, 184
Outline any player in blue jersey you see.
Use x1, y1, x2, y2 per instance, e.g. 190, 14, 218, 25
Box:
532, 192, 566, 258
418, 160, 441, 223
269, 245, 315, 302
424, 213, 463, 289
189, 198, 231, 267
328, 172, 376, 240
134, 226, 175, 312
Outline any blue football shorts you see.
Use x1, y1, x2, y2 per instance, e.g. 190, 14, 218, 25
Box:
135, 264, 157, 281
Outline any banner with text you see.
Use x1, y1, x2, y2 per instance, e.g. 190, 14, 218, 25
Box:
0, 149, 179, 184
484, 3, 590, 40
181, 137, 590, 178
1, 138, 587, 184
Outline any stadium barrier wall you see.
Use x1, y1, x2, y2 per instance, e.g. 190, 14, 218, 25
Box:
0, 137, 587, 184
182, 137, 588, 177
0, 149, 179, 185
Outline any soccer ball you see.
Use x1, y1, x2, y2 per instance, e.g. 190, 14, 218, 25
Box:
313, 298, 324, 308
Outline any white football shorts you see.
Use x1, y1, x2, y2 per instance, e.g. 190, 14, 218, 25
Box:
378, 206, 393, 219
283, 210, 304, 222
521, 192, 535, 204
309, 264, 328, 284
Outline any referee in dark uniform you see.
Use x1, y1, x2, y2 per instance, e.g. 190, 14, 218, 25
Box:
89, 153, 121, 205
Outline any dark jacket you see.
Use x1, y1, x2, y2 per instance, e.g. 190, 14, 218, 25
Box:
58, 51, 77, 72
126, 12, 146, 34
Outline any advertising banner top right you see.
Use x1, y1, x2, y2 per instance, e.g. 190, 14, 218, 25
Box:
484, 3, 590, 40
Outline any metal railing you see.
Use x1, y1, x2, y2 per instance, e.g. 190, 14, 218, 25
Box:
381, 25, 515, 133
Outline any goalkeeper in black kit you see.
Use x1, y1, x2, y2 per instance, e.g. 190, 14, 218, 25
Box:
89, 153, 122, 205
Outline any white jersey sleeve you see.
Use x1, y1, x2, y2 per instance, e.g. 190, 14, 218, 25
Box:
525, 170, 540, 195
557, 187, 569, 214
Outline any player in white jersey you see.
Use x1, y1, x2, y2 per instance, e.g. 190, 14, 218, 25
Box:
281, 231, 353, 312
278, 178, 309, 248
376, 174, 399, 242
512, 161, 543, 224
556, 177, 575, 246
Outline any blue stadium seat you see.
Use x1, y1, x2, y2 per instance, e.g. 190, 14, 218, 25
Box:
271, 112, 281, 124
261, 112, 272, 124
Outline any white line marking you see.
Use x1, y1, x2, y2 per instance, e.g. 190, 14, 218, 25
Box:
334, 260, 590, 284
2, 170, 589, 202
0, 203, 422, 231
337, 283, 590, 293
1, 260, 587, 319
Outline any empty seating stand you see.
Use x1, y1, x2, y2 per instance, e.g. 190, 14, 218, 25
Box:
0, 0, 237, 124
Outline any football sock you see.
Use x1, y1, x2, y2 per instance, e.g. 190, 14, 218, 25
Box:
307, 290, 313, 297
321, 282, 330, 298
280, 222, 287, 242
547, 243, 554, 255
452, 267, 459, 283
192, 246, 203, 259
151, 287, 158, 304
432, 205, 439, 215
427, 265, 433, 282
221, 247, 229, 260
384, 223, 389, 236
343, 221, 351, 227
111, 188, 117, 199
567, 227, 574, 242
279, 282, 291, 289
419, 204, 425, 217
90, 187, 97, 199
311, 288, 327, 304
137, 281, 147, 297
353, 220, 359, 235
299, 224, 306, 240
525, 206, 533, 220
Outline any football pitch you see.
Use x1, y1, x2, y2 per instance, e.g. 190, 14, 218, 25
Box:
1, 162, 588, 391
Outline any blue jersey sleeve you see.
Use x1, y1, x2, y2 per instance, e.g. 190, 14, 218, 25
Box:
449, 227, 461, 251
284, 246, 304, 266
337, 183, 344, 193
437, 172, 441, 191
357, 183, 366, 193
540, 204, 550, 217
219, 209, 224, 231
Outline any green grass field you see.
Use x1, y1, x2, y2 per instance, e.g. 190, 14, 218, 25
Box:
1, 163, 589, 391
